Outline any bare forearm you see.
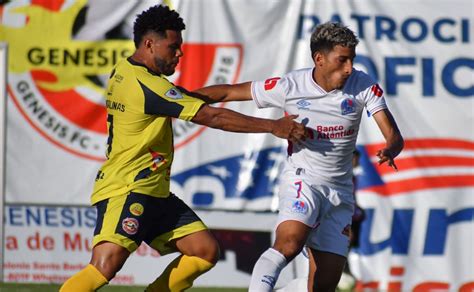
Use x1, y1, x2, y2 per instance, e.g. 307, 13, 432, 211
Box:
192, 104, 305, 140
200, 107, 274, 133
385, 132, 404, 158
194, 82, 252, 104
373, 109, 404, 158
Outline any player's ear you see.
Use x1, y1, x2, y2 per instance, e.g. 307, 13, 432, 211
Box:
144, 38, 153, 51
314, 52, 324, 66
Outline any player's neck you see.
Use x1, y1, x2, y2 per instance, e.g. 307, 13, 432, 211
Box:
312, 70, 334, 93
130, 51, 161, 75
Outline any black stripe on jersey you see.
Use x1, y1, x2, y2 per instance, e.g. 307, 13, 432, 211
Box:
138, 80, 184, 118
106, 114, 114, 158
134, 168, 152, 181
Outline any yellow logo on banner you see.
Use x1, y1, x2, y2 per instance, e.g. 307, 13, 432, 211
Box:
0, 0, 135, 160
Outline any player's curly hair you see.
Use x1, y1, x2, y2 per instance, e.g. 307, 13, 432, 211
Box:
310, 22, 359, 56
133, 5, 185, 48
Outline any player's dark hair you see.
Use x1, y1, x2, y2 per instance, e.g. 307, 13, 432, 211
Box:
310, 22, 359, 56
133, 5, 185, 48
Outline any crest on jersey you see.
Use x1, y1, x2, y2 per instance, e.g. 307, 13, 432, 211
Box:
165, 88, 183, 99
341, 97, 356, 115
291, 200, 308, 214
122, 217, 139, 235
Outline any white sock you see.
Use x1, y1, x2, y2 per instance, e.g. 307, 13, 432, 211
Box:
249, 248, 287, 292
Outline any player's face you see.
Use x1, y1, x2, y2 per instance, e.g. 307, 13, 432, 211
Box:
151, 30, 183, 76
314, 45, 355, 91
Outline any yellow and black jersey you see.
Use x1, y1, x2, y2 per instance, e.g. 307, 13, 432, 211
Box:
91, 57, 205, 205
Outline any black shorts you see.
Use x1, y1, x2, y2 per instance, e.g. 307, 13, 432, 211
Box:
93, 192, 207, 254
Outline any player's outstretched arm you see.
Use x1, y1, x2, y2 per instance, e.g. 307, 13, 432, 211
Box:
191, 104, 305, 142
373, 109, 404, 171
190, 82, 253, 104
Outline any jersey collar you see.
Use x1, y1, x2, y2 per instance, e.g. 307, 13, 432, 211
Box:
127, 57, 161, 76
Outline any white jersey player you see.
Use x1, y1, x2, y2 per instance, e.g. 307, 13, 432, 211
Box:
195, 22, 404, 292
252, 67, 387, 189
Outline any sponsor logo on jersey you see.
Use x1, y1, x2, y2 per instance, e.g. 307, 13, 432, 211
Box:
165, 87, 183, 99
149, 148, 165, 170
129, 203, 144, 216
296, 99, 311, 110
263, 77, 281, 91
122, 217, 139, 235
291, 200, 308, 214
315, 125, 355, 139
341, 97, 356, 115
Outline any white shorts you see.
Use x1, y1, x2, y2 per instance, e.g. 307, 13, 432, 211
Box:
276, 167, 355, 257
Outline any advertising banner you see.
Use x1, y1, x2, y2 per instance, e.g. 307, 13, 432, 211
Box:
1, 0, 473, 289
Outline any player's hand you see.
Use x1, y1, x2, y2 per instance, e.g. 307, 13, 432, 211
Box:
376, 148, 398, 171
272, 115, 306, 143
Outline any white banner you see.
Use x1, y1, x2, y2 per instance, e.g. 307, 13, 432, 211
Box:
3, 205, 303, 288
1, 0, 473, 289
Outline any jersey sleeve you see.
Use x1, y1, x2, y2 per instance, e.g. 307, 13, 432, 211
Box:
251, 76, 288, 109
137, 74, 204, 121
364, 82, 388, 115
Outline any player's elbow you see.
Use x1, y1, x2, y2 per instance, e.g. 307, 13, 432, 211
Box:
191, 105, 225, 130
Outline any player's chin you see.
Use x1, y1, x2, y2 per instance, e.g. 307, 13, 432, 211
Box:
336, 80, 347, 89
163, 67, 176, 76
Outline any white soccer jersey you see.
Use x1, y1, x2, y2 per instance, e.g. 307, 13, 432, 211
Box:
251, 68, 387, 190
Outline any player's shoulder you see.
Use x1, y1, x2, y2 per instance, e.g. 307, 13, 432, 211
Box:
280, 68, 313, 93
343, 68, 378, 96
283, 67, 312, 81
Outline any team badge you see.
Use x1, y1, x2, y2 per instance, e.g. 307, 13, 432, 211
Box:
129, 203, 144, 216
122, 217, 139, 235
165, 87, 183, 99
341, 98, 356, 115
291, 200, 308, 214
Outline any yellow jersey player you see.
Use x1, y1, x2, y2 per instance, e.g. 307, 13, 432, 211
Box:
60, 5, 306, 292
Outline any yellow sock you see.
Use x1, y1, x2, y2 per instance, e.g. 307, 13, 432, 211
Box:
146, 255, 215, 292
60, 264, 108, 292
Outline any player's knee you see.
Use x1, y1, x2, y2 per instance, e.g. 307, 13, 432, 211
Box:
274, 239, 304, 260
90, 246, 128, 280
204, 238, 220, 264
193, 237, 220, 265
89, 261, 119, 281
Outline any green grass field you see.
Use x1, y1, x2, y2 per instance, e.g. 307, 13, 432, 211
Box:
0, 283, 246, 292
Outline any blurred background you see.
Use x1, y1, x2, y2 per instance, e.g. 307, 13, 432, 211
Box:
0, 0, 473, 291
